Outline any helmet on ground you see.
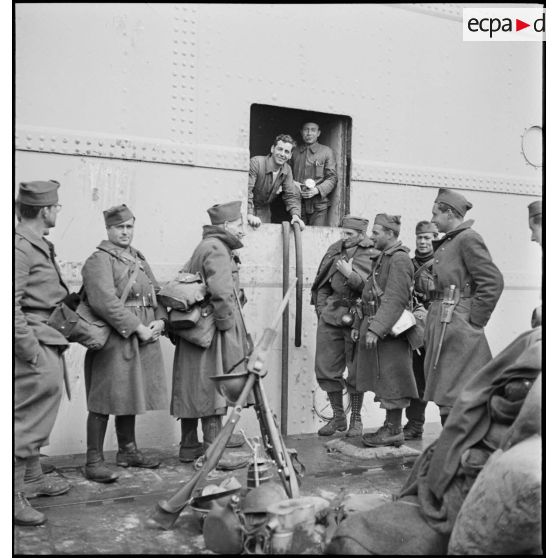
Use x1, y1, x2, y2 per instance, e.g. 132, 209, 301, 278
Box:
241, 482, 288, 514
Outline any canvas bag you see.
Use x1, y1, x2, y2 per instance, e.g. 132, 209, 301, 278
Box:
48, 262, 139, 350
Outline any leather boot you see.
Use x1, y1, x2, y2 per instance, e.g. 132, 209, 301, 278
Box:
24, 454, 70, 498
14, 458, 45, 526
179, 418, 204, 463
404, 398, 426, 439
84, 412, 119, 483
362, 409, 404, 447
116, 415, 160, 468
318, 391, 347, 436
346, 392, 364, 437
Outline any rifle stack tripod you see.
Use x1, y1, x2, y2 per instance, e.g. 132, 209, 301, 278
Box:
148, 280, 302, 530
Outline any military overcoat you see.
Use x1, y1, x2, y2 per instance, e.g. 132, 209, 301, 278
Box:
15, 223, 69, 457
423, 220, 504, 407
355, 242, 418, 401
171, 226, 249, 418
82, 240, 168, 415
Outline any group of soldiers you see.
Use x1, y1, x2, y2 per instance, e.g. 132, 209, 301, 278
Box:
14, 177, 542, 529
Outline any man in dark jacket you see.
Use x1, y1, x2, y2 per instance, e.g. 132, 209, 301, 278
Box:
82, 205, 167, 482
171, 201, 250, 464
528, 199, 542, 327
14, 180, 71, 526
424, 188, 504, 425
247, 134, 304, 229
353, 214, 418, 448
310, 216, 376, 437
403, 221, 438, 440
291, 121, 337, 226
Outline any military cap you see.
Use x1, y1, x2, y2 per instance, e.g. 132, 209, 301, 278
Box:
207, 201, 242, 225
415, 221, 438, 235
17, 180, 60, 206
103, 204, 135, 227
528, 199, 542, 219
374, 213, 401, 233
435, 188, 473, 216
341, 215, 369, 232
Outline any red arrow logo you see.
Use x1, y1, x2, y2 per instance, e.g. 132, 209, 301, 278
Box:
516, 19, 530, 31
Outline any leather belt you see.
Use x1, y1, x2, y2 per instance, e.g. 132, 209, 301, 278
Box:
125, 296, 153, 307
433, 285, 472, 300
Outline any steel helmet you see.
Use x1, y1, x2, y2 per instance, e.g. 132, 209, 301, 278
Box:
241, 482, 288, 514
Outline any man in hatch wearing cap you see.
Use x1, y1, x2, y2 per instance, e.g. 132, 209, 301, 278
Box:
402, 220, 438, 440
310, 216, 376, 437
171, 201, 251, 466
14, 180, 72, 525
353, 214, 418, 448
424, 188, 504, 425
81, 204, 168, 483
247, 134, 305, 229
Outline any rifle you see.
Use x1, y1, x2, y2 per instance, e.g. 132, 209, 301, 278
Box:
432, 284, 456, 370
147, 280, 299, 530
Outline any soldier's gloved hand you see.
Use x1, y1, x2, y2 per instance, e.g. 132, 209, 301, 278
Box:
351, 329, 360, 342
135, 323, 154, 343
336, 257, 353, 278
365, 331, 379, 349
291, 214, 305, 231
247, 214, 261, 228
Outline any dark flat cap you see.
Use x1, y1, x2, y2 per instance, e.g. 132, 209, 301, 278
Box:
207, 201, 242, 225
17, 180, 60, 206
415, 221, 438, 235
374, 213, 401, 233
435, 188, 472, 216
341, 215, 369, 232
528, 199, 542, 219
103, 204, 135, 227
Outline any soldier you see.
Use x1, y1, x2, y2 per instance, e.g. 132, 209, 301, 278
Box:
354, 214, 419, 448
528, 199, 542, 327
247, 134, 305, 229
424, 188, 504, 425
310, 216, 375, 437
81, 204, 168, 483
171, 201, 250, 465
291, 121, 337, 226
403, 221, 438, 440
14, 180, 71, 526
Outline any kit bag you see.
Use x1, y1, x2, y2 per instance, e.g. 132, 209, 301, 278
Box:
48, 263, 139, 351
171, 303, 216, 349
159, 270, 208, 311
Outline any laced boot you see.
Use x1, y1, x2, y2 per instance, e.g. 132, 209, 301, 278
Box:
179, 418, 204, 463
116, 415, 160, 468
362, 409, 404, 447
345, 392, 364, 437
404, 399, 426, 439
24, 455, 70, 498
84, 412, 119, 483
318, 391, 347, 436
14, 457, 45, 526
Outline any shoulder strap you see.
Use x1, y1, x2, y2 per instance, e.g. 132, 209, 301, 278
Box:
119, 263, 140, 303
413, 258, 434, 279
233, 287, 249, 336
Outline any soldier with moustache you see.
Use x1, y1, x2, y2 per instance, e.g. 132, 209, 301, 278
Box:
403, 221, 438, 440
424, 188, 504, 425
14, 180, 71, 526
353, 214, 418, 448
310, 216, 376, 437
81, 204, 168, 483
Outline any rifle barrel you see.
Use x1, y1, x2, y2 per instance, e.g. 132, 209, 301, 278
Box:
270, 279, 297, 332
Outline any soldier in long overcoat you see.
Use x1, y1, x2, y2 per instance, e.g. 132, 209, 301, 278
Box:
424, 189, 504, 425
310, 215, 376, 437
403, 221, 438, 440
171, 201, 250, 463
353, 214, 418, 448
82, 204, 168, 482
14, 180, 71, 526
